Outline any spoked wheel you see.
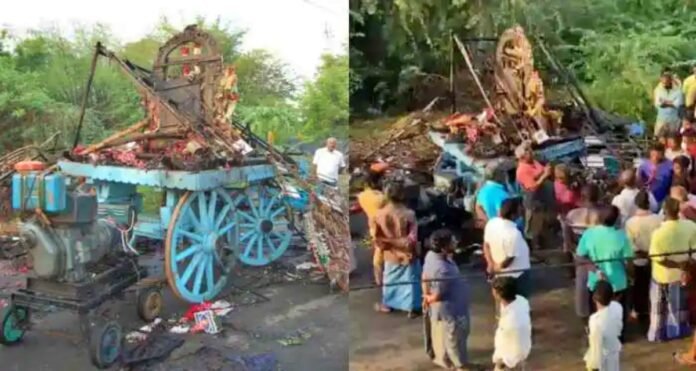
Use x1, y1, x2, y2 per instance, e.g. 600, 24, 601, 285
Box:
136, 287, 163, 322
165, 189, 237, 303
89, 320, 123, 369
234, 185, 293, 266
0, 305, 29, 345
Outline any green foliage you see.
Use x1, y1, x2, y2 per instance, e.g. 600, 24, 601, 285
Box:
350, 0, 696, 123
300, 53, 349, 140
0, 17, 344, 153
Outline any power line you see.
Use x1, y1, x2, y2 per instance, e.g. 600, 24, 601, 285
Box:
300, 0, 342, 17
349, 248, 696, 291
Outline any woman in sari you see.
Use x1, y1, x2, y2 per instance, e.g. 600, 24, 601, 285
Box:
423, 229, 470, 370
371, 180, 422, 318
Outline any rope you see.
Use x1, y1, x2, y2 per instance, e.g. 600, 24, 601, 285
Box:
349, 247, 696, 292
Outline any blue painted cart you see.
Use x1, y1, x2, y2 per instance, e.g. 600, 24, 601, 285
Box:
58, 158, 309, 303
428, 131, 587, 211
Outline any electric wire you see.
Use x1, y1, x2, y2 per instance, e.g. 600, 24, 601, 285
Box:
348, 248, 696, 292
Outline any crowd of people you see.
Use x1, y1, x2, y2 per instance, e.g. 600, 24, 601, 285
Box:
355, 68, 696, 370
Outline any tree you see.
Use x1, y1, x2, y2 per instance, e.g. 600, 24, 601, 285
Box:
300, 53, 349, 141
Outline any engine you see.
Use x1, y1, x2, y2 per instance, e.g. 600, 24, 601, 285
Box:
12, 165, 118, 282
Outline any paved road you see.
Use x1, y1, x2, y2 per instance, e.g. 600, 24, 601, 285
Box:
349, 228, 694, 371
0, 247, 348, 371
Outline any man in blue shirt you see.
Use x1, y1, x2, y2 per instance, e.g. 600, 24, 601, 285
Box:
476, 166, 511, 222
637, 143, 673, 204
423, 229, 470, 370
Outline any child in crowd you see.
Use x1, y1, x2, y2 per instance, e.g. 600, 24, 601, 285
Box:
584, 281, 623, 371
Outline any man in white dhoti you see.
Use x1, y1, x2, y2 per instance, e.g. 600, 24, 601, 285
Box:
584, 280, 622, 371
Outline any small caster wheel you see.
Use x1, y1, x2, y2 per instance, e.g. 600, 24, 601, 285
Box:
136, 287, 163, 322
0, 305, 29, 345
89, 320, 122, 369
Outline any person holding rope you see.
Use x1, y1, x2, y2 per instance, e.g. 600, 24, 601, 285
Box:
647, 197, 694, 342
576, 205, 633, 338
483, 197, 532, 299
625, 190, 662, 327
422, 229, 471, 371
371, 180, 422, 318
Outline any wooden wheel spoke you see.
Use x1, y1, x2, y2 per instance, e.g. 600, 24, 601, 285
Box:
264, 196, 278, 218
180, 230, 203, 243
175, 244, 200, 262
180, 251, 203, 284
219, 221, 236, 235
205, 255, 215, 290
185, 207, 202, 231
265, 235, 277, 254
197, 192, 208, 228
238, 210, 255, 223
243, 234, 258, 259
208, 190, 218, 222
192, 254, 208, 295
215, 204, 232, 229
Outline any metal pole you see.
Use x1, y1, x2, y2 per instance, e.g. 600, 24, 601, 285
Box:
449, 32, 456, 113
72, 42, 102, 149
452, 35, 503, 126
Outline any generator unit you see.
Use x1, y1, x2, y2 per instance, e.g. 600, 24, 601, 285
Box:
12, 163, 118, 282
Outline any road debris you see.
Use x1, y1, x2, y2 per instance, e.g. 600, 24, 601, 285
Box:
276, 329, 312, 346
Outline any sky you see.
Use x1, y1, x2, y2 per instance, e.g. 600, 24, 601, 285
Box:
0, 0, 347, 80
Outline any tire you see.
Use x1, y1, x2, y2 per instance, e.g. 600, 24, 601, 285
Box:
89, 321, 123, 369
136, 287, 163, 322
0, 305, 29, 345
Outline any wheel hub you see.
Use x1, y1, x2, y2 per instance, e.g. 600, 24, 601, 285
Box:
203, 233, 218, 253
260, 220, 273, 234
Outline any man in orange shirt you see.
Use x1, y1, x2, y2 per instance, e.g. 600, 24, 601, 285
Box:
514, 141, 557, 251
358, 171, 387, 284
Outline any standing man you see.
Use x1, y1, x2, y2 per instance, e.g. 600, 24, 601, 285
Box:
476, 164, 512, 226
422, 229, 471, 370
683, 65, 696, 119
371, 181, 422, 318
638, 143, 674, 205
654, 69, 684, 136
514, 141, 557, 251
612, 169, 659, 224
312, 137, 346, 187
484, 198, 532, 299
576, 205, 634, 335
647, 198, 695, 342
624, 190, 662, 326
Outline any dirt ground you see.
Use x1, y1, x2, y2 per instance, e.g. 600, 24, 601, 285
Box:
348, 215, 694, 371
0, 244, 348, 371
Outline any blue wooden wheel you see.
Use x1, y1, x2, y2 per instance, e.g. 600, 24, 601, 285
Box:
234, 185, 293, 266
165, 189, 237, 303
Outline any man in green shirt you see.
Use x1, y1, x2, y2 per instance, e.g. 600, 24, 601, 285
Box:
577, 205, 633, 336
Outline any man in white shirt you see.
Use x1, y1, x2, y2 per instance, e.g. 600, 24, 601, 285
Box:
492, 277, 532, 371
584, 281, 622, 371
484, 198, 532, 298
312, 137, 346, 187
611, 169, 658, 225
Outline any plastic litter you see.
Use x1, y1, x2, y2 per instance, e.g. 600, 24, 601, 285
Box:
169, 324, 190, 334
